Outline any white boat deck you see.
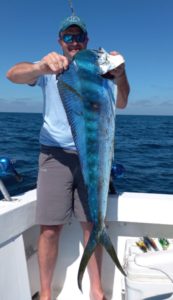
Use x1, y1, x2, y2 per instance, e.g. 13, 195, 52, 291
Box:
1, 190, 173, 299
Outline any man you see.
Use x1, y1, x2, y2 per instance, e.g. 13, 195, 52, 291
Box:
7, 15, 130, 300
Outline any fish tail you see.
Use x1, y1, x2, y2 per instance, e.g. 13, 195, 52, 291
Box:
99, 227, 126, 277
77, 226, 126, 292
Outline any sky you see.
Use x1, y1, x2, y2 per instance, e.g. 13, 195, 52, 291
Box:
0, 0, 173, 115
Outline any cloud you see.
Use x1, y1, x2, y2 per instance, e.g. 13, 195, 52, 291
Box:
160, 99, 173, 106
118, 97, 173, 115
0, 97, 42, 113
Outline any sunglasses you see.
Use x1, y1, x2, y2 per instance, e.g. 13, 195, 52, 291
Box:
61, 33, 87, 43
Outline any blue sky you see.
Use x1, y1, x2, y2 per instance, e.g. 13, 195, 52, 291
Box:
1, 0, 173, 115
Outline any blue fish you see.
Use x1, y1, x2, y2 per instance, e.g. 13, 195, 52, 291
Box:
58, 49, 126, 291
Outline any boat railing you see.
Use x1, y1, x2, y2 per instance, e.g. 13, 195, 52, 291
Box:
1, 190, 173, 299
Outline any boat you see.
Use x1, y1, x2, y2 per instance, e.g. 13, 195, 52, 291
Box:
1, 177, 173, 300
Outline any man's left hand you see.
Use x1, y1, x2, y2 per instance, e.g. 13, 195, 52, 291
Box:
109, 51, 126, 80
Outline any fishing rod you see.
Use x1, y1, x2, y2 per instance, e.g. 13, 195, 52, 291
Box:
68, 0, 75, 15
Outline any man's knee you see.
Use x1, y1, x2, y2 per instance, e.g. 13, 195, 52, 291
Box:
40, 224, 63, 241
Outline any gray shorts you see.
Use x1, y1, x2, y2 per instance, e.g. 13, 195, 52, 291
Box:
36, 145, 88, 225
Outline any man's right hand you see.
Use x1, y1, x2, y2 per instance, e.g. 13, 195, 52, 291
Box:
38, 52, 69, 74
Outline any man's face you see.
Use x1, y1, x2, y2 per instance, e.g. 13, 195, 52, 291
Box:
58, 26, 88, 60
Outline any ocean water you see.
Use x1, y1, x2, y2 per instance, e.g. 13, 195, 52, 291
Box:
0, 112, 173, 198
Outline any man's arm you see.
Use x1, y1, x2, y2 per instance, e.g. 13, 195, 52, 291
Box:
6, 62, 45, 85
115, 70, 130, 108
6, 52, 69, 84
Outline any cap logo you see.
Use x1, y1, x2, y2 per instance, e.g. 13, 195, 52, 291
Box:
59, 15, 87, 35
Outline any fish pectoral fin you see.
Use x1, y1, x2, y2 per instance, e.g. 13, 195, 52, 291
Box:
72, 108, 83, 117
77, 226, 126, 292
60, 80, 83, 100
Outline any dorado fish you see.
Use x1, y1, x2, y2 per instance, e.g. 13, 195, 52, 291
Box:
58, 48, 126, 291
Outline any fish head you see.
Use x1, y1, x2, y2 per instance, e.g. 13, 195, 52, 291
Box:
96, 48, 125, 76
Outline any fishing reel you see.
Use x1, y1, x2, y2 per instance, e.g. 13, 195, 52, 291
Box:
111, 163, 125, 179
0, 157, 23, 181
109, 163, 125, 195
0, 156, 23, 201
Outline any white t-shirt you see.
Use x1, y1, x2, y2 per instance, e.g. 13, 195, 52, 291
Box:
36, 74, 76, 150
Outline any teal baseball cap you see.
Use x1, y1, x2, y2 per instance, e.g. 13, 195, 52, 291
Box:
59, 15, 87, 36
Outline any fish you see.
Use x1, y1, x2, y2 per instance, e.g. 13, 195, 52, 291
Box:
57, 48, 126, 291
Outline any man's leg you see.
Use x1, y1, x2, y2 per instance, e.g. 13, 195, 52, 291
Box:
80, 222, 107, 300
38, 224, 63, 300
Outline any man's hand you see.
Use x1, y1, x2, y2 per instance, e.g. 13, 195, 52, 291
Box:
38, 52, 69, 75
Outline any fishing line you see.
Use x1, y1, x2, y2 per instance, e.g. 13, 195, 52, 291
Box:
68, 0, 75, 15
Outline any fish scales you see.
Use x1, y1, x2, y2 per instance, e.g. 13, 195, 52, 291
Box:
58, 49, 126, 291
